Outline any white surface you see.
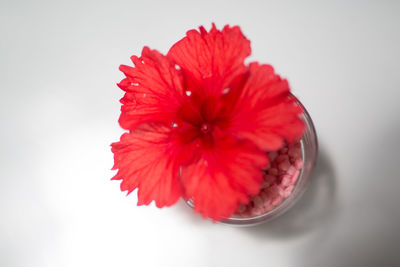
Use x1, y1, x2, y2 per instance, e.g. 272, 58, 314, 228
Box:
1, 1, 400, 266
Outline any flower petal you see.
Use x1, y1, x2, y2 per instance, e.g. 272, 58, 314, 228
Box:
181, 138, 268, 221
111, 126, 183, 207
118, 47, 185, 130
167, 24, 250, 95
229, 63, 305, 151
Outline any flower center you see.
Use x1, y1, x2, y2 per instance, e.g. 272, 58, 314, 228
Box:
200, 122, 212, 134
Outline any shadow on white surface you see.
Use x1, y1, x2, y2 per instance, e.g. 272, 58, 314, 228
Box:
174, 200, 212, 227
241, 146, 337, 239
316, 123, 400, 266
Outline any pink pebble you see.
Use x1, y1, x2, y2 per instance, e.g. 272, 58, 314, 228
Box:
278, 186, 286, 196
278, 169, 287, 175
259, 191, 269, 201
251, 207, 264, 216
276, 154, 289, 163
280, 174, 292, 187
281, 185, 294, 198
286, 165, 297, 175
262, 194, 272, 205
291, 170, 300, 184
288, 142, 301, 149
267, 167, 279, 176
294, 158, 304, 170
278, 160, 291, 171
263, 202, 273, 212
252, 196, 263, 208
267, 184, 280, 197
279, 147, 288, 154
288, 147, 301, 158
264, 174, 276, 185
261, 181, 269, 189
272, 195, 283, 206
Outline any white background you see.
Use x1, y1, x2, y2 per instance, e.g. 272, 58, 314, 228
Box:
1, 0, 400, 266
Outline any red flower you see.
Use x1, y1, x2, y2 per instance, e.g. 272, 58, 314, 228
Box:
111, 24, 305, 221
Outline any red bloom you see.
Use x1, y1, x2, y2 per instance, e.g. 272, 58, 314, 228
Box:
111, 24, 305, 221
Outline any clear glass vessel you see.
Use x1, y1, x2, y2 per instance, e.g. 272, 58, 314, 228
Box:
186, 98, 318, 226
